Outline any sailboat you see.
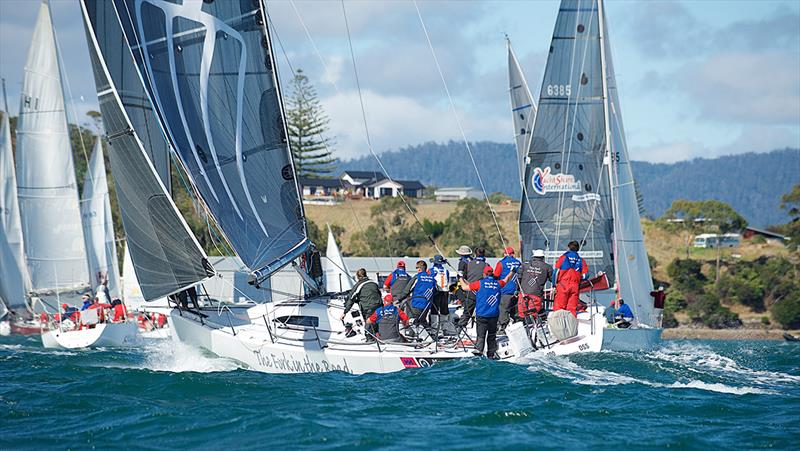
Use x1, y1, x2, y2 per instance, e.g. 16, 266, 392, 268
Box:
80, 0, 475, 374
508, 0, 662, 357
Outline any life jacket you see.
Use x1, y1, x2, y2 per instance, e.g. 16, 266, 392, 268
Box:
430, 264, 449, 292
556, 251, 585, 284
388, 268, 410, 298
497, 256, 521, 295
410, 271, 436, 309
520, 259, 552, 297
465, 257, 488, 283
156, 313, 167, 327
475, 277, 502, 318
375, 305, 402, 341
113, 304, 127, 322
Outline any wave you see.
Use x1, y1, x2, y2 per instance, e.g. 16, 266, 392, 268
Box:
140, 338, 241, 373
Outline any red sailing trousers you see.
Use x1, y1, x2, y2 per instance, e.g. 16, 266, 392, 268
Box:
554, 282, 579, 317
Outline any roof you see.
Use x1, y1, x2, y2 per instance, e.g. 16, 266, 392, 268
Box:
745, 226, 787, 239
298, 177, 342, 188
434, 187, 480, 193
341, 170, 386, 180
368, 178, 425, 189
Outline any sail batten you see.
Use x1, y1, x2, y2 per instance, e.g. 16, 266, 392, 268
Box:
81, 0, 214, 301
16, 2, 90, 293
110, 0, 309, 278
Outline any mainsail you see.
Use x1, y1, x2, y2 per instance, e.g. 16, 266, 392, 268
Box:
110, 0, 309, 281
80, 0, 214, 301
15, 1, 90, 292
519, 0, 614, 280
0, 110, 30, 311
82, 0, 171, 188
507, 38, 537, 187
80, 138, 121, 297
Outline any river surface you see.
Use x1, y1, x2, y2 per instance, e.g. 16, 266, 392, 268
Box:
1, 336, 798, 449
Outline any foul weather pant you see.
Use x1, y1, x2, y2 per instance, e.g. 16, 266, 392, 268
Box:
457, 292, 476, 328
498, 294, 516, 328
432, 291, 449, 316
411, 305, 430, 327
475, 316, 499, 357
554, 282, 579, 316
518, 294, 543, 318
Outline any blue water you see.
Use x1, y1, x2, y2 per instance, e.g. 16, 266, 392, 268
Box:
1, 337, 798, 449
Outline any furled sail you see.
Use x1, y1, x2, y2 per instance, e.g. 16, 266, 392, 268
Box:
599, 1, 656, 326
0, 110, 30, 311
110, 0, 309, 281
15, 1, 90, 292
323, 224, 353, 293
507, 38, 537, 187
80, 0, 214, 301
519, 0, 614, 280
80, 138, 121, 297
82, 0, 171, 189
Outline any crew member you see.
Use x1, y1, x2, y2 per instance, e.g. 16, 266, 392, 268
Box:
518, 249, 552, 320
342, 268, 382, 323
457, 247, 488, 328
459, 266, 515, 358
80, 294, 92, 311
399, 260, 436, 327
110, 298, 127, 322
429, 254, 450, 330
617, 299, 633, 320
383, 261, 410, 300
367, 294, 410, 342
454, 245, 472, 307
95, 278, 111, 305
552, 241, 589, 316
495, 246, 521, 333
605, 300, 617, 324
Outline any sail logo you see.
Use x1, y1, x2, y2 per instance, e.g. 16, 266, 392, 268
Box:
532, 167, 581, 195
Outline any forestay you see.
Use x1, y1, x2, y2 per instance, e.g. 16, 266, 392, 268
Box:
519, 0, 614, 280
15, 2, 89, 292
598, 1, 655, 325
0, 110, 30, 311
81, 0, 214, 301
507, 38, 537, 187
80, 139, 121, 297
111, 0, 309, 279
83, 0, 171, 189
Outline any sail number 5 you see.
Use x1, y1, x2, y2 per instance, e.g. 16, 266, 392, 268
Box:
547, 84, 571, 96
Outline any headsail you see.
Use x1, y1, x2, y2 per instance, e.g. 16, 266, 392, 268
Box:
0, 109, 30, 311
507, 38, 537, 187
598, 0, 656, 325
519, 0, 614, 280
80, 138, 121, 297
80, 0, 214, 301
82, 0, 171, 189
110, 0, 309, 280
15, 1, 90, 292
323, 224, 353, 292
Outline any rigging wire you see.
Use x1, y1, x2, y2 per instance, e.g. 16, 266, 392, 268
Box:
340, 0, 452, 264
412, 0, 507, 252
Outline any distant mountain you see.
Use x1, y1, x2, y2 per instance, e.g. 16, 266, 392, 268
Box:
339, 143, 799, 227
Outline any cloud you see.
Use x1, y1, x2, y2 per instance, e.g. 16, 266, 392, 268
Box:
629, 140, 708, 164
717, 124, 800, 156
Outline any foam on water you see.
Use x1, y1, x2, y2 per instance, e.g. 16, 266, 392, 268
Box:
667, 380, 776, 395
141, 338, 241, 373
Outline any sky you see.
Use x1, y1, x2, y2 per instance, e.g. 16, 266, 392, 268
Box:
0, 0, 798, 163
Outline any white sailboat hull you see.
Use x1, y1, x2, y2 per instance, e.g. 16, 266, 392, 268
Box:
601, 327, 662, 352
41, 322, 140, 349
500, 309, 607, 363
169, 304, 476, 375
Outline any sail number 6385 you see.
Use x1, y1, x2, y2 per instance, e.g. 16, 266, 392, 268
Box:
547, 84, 571, 96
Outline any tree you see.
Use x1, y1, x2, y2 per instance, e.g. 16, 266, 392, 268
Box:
286, 69, 337, 178
772, 292, 800, 329
438, 198, 505, 256
780, 184, 800, 250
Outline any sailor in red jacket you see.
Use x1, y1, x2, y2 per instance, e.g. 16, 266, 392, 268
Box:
552, 240, 589, 316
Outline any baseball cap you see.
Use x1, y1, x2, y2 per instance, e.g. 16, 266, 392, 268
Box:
483, 266, 493, 276
396, 260, 405, 268
505, 246, 515, 255
384, 294, 393, 303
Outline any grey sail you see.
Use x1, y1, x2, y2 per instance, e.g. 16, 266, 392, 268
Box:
15, 2, 90, 293
519, 0, 614, 280
0, 110, 30, 311
110, 0, 309, 280
80, 0, 214, 301
507, 38, 537, 187
80, 138, 121, 297
598, 0, 656, 325
82, 0, 171, 189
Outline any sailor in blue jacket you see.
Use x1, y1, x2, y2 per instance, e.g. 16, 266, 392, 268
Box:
459, 266, 515, 359
398, 260, 436, 327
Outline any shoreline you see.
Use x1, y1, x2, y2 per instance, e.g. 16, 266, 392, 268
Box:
663, 327, 798, 341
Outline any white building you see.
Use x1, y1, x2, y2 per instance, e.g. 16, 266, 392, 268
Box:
434, 187, 483, 202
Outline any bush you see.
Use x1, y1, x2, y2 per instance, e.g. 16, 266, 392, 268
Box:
772, 294, 800, 329
662, 310, 679, 328
667, 258, 708, 295
715, 274, 765, 312
688, 293, 742, 329
488, 192, 511, 204
750, 235, 766, 244
761, 316, 770, 326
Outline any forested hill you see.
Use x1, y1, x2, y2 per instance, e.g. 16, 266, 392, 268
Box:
339, 143, 799, 227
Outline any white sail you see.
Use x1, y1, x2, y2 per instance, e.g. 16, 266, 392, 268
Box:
0, 109, 30, 312
15, 1, 89, 293
80, 138, 120, 297
507, 38, 537, 186
323, 224, 353, 292
121, 242, 144, 310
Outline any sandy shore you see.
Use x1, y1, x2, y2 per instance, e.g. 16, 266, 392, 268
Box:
663, 328, 799, 341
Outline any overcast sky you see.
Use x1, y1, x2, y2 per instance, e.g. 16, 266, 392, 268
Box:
0, 0, 798, 163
